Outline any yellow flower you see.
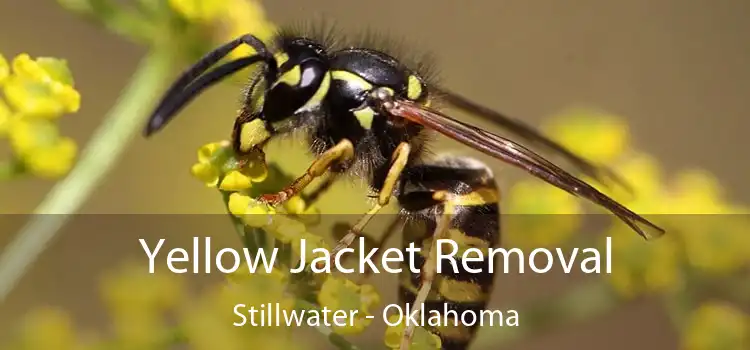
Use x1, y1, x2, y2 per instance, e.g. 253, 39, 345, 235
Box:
283, 196, 307, 215
7, 118, 78, 178
191, 142, 228, 187
101, 263, 185, 317
219, 0, 277, 59
0, 53, 8, 85
197, 141, 226, 163
191, 142, 234, 187
507, 180, 583, 215
219, 170, 253, 191
605, 226, 683, 298
17, 307, 79, 350
109, 309, 165, 348
272, 216, 308, 244
683, 301, 748, 350
318, 276, 380, 335
168, 0, 277, 59
22, 136, 77, 178
227, 192, 252, 216
191, 162, 220, 186
505, 180, 582, 248
228, 267, 292, 311
643, 170, 750, 273
12, 54, 74, 84
667, 170, 727, 214
618, 154, 663, 196
100, 263, 186, 348
603, 155, 729, 215
241, 201, 275, 227
4, 54, 80, 118
0, 98, 12, 135
182, 268, 297, 349
679, 214, 750, 274
182, 286, 296, 349
291, 232, 330, 267
591, 153, 666, 211
278, 194, 322, 226
227, 193, 276, 227
227, 265, 289, 285
3, 75, 78, 118
383, 314, 442, 350
543, 108, 630, 164
0, 53, 80, 180
7, 117, 55, 154
168, 0, 227, 23
190, 141, 267, 188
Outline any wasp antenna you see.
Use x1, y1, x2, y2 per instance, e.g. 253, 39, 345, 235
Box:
618, 212, 665, 240
434, 86, 635, 194
144, 34, 276, 137
145, 56, 268, 136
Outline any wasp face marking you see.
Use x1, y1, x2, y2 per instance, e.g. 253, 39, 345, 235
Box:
406, 74, 428, 102
262, 38, 331, 123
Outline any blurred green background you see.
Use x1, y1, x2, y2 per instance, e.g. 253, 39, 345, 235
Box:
1, 0, 749, 349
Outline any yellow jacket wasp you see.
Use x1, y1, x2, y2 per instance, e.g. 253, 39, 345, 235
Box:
144, 25, 665, 350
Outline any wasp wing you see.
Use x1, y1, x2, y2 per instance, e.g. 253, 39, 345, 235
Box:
434, 87, 632, 193
384, 98, 665, 240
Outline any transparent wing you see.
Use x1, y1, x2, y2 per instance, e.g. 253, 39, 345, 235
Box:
434, 87, 632, 193
383, 98, 665, 240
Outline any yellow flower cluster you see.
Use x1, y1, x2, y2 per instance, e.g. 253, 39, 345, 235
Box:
183, 267, 300, 349
384, 314, 442, 350
8, 307, 100, 350
604, 225, 684, 298
683, 301, 749, 350
190, 139, 440, 347
101, 263, 185, 348
191, 140, 383, 339
502, 109, 631, 248
190, 141, 319, 218
318, 276, 381, 335
513, 108, 750, 298
168, 0, 277, 58
190, 141, 268, 190
505, 180, 583, 249
543, 108, 630, 164
599, 158, 750, 297
0, 53, 80, 179
5, 262, 310, 350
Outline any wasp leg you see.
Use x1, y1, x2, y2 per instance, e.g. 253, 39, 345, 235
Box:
328, 142, 411, 258
145, 34, 274, 136
259, 139, 355, 205
401, 196, 456, 350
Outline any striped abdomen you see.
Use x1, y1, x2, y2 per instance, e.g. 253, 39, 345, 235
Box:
397, 156, 500, 350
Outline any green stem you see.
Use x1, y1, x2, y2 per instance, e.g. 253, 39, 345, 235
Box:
0, 50, 173, 303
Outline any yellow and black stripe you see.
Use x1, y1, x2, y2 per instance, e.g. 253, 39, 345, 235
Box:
397, 156, 500, 350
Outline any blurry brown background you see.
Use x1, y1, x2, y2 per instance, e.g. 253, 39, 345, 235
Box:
1, 0, 748, 349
